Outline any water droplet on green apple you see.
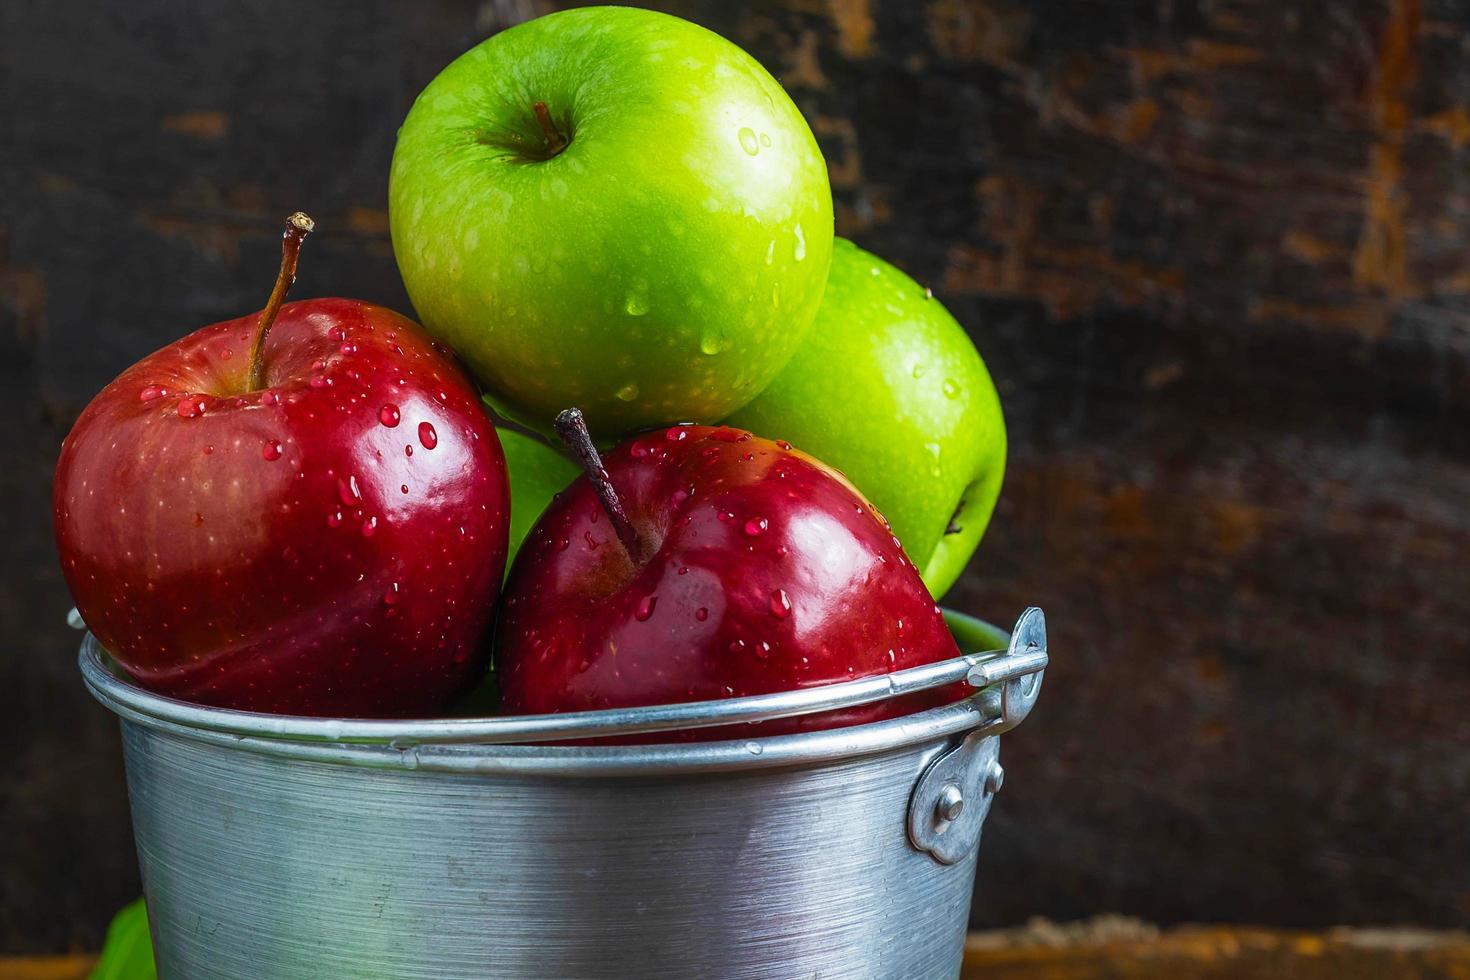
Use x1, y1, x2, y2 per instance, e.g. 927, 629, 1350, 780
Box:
738, 127, 759, 155
699, 330, 728, 355
925, 441, 943, 477
615, 383, 640, 402
793, 224, 807, 261
943, 378, 960, 399
760, 132, 772, 147
625, 292, 650, 316
765, 240, 775, 265
912, 364, 926, 379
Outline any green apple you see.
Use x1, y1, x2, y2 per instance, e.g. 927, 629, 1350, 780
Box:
497, 424, 579, 565
390, 7, 833, 440
728, 238, 1006, 598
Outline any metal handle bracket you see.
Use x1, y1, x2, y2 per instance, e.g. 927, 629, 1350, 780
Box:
908, 607, 1047, 865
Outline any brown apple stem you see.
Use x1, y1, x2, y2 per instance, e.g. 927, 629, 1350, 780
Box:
247, 211, 316, 391
532, 101, 567, 154
554, 408, 643, 561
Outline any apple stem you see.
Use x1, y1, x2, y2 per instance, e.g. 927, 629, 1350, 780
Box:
554, 408, 643, 561
247, 211, 316, 391
532, 101, 568, 155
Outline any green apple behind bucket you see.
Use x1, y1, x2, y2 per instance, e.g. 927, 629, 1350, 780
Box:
496, 426, 578, 565
729, 238, 1006, 599
389, 6, 834, 441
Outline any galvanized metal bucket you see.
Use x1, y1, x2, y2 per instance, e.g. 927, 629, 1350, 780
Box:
79, 607, 1048, 980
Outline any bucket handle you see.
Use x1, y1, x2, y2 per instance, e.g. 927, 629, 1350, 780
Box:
75, 608, 1047, 747
907, 607, 1046, 865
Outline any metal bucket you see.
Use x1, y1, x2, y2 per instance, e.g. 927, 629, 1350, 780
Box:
80, 607, 1048, 980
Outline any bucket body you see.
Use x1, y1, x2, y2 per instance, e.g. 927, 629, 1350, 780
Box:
84, 610, 1047, 980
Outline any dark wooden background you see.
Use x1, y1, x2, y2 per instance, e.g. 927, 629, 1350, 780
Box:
3, 0, 1468, 954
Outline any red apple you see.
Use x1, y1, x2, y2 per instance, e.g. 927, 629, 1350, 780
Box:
495, 411, 963, 740
54, 214, 510, 717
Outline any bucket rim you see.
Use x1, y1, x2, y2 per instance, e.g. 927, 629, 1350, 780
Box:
80, 608, 1047, 776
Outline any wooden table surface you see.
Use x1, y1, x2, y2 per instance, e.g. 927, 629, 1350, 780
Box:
8, 921, 1469, 979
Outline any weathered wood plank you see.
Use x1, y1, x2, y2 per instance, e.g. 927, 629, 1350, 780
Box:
960, 922, 1470, 979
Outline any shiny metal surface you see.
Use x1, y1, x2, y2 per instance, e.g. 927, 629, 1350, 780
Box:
85, 609, 1049, 980
908, 733, 1003, 866
80, 626, 1044, 747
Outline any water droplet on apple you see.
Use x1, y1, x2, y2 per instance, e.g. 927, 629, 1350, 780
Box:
756, 640, 773, 659
728, 639, 747, 655
555, 537, 569, 551
201, 445, 213, 455
328, 325, 347, 342
943, 378, 960, 399
765, 240, 775, 265
337, 475, 362, 506
759, 132, 772, 147
308, 375, 329, 389
379, 404, 401, 427
738, 126, 759, 155
584, 530, 599, 550
769, 588, 792, 618
418, 421, 438, 449
695, 607, 709, 621
261, 390, 280, 406
262, 440, 282, 461
327, 510, 343, 528
400, 484, 409, 494
383, 582, 401, 606
912, 364, 926, 379
775, 440, 792, 451
361, 515, 378, 537
925, 441, 942, 476
191, 512, 203, 527
718, 510, 735, 523
634, 595, 658, 622
699, 329, 728, 355
670, 488, 690, 507
339, 341, 358, 355
744, 517, 768, 536
404, 444, 413, 457
793, 224, 807, 261
677, 566, 689, 575
615, 383, 639, 402
745, 741, 763, 755
624, 292, 650, 316
139, 385, 168, 402
176, 396, 206, 419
